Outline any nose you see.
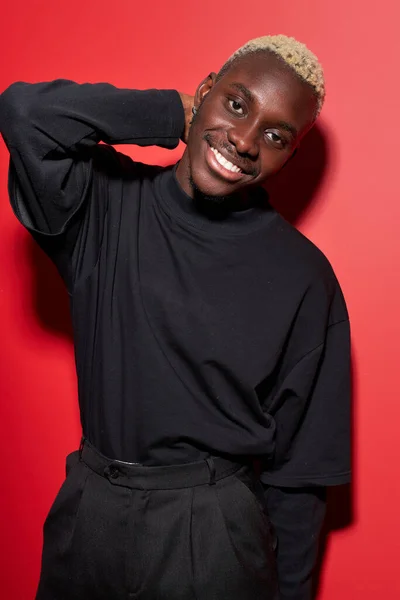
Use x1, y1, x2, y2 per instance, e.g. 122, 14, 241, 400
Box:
227, 121, 259, 158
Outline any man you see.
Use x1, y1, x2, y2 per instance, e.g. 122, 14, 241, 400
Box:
0, 34, 350, 600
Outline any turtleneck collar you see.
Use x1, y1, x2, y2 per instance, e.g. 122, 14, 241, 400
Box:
155, 164, 278, 236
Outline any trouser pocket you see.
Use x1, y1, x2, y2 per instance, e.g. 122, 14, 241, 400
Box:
212, 468, 278, 591
233, 466, 278, 551
36, 455, 90, 599
189, 472, 279, 600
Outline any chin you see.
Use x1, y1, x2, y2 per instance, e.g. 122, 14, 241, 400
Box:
190, 155, 240, 196
190, 171, 234, 201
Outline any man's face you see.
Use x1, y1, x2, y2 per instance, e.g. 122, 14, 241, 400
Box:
179, 51, 318, 199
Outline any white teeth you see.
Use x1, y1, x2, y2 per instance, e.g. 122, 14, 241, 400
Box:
211, 147, 241, 173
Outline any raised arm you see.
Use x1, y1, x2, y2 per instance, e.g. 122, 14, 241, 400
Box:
0, 79, 187, 153
0, 80, 188, 235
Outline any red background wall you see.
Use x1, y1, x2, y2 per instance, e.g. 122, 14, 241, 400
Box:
1, 1, 399, 598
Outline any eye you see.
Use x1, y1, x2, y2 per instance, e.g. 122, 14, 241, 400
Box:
265, 131, 286, 148
228, 99, 245, 115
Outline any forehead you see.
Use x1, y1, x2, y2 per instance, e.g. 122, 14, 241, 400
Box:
218, 52, 317, 131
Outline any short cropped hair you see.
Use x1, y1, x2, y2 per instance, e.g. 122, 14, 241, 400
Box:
217, 35, 325, 117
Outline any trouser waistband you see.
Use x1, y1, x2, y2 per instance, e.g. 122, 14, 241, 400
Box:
79, 438, 247, 490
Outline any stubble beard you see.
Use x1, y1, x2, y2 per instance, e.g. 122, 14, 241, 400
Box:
188, 172, 231, 206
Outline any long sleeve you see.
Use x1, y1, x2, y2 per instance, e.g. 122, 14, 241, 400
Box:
263, 485, 326, 600
258, 277, 351, 598
0, 80, 184, 235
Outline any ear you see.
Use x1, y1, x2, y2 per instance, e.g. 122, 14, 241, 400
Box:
194, 72, 217, 109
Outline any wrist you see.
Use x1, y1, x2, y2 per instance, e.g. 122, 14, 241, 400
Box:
178, 92, 194, 144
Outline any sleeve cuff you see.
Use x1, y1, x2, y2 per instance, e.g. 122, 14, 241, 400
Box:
261, 470, 351, 487
161, 89, 185, 143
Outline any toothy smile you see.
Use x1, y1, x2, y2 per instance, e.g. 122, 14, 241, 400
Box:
210, 147, 242, 173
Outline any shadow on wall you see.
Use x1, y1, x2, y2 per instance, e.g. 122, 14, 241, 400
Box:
28, 239, 73, 341
25, 120, 353, 599
267, 121, 330, 225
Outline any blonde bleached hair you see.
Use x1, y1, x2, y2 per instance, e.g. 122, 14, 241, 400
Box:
218, 35, 325, 117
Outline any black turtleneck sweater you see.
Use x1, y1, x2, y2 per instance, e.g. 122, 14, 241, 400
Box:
0, 80, 350, 599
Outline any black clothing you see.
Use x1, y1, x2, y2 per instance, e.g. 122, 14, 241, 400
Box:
0, 80, 351, 599
264, 484, 327, 599
36, 441, 279, 600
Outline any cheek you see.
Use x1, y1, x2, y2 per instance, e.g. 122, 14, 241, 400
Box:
190, 100, 228, 140
187, 117, 205, 155
187, 129, 205, 170
259, 148, 292, 177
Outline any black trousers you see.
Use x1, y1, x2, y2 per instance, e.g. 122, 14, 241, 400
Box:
36, 439, 278, 599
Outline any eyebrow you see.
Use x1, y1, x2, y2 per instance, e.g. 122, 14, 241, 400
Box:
228, 82, 298, 139
276, 121, 298, 138
228, 82, 255, 103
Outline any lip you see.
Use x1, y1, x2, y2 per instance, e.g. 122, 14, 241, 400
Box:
205, 143, 246, 183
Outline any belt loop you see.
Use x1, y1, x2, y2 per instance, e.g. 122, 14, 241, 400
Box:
79, 437, 85, 459
205, 457, 216, 485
